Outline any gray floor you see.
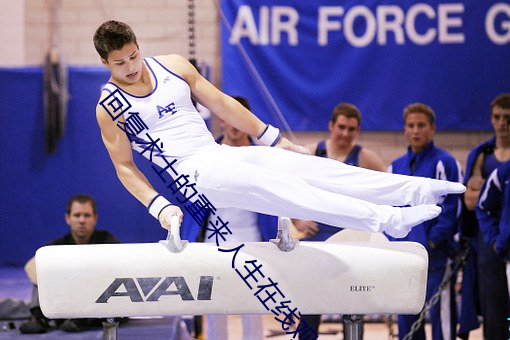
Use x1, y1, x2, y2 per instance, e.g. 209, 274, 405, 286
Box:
1, 317, 194, 339
0, 266, 195, 339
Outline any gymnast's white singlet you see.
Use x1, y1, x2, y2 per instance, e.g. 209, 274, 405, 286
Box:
101, 57, 438, 234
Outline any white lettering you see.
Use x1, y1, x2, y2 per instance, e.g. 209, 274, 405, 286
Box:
271, 6, 299, 45
318, 4, 466, 47
485, 3, 510, 45
232, 4, 473, 47
406, 4, 436, 45
259, 6, 269, 45
438, 4, 465, 43
230, 6, 259, 45
344, 6, 377, 47
377, 5, 405, 45
229, 6, 299, 46
318, 7, 344, 46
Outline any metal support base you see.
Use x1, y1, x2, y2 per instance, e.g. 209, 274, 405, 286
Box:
102, 318, 119, 340
343, 314, 363, 340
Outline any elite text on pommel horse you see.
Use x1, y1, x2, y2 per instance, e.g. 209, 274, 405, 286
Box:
35, 218, 428, 340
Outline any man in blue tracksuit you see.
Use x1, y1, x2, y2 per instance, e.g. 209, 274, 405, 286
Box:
456, 136, 494, 339
477, 160, 510, 261
460, 93, 510, 340
388, 103, 462, 340
474, 118, 510, 340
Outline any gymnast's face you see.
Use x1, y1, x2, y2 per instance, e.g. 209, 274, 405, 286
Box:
102, 42, 143, 85
329, 115, 360, 148
404, 112, 435, 154
65, 201, 98, 244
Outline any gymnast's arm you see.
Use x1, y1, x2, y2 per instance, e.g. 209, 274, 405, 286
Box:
159, 54, 309, 153
464, 153, 484, 210
358, 148, 386, 172
95, 97, 183, 230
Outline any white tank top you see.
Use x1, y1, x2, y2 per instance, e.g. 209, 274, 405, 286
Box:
102, 57, 216, 168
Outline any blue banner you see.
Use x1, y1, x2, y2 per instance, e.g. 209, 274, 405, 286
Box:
221, 1, 510, 131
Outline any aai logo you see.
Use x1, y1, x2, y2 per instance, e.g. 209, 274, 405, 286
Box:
96, 276, 214, 303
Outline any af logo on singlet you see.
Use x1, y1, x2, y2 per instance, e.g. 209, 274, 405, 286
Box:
157, 102, 177, 118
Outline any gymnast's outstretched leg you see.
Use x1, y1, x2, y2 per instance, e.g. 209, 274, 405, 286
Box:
226, 145, 465, 206
191, 154, 441, 238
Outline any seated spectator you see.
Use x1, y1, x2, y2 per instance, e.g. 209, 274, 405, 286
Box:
19, 194, 120, 334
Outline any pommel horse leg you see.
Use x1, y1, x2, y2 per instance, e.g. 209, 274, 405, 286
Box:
102, 318, 119, 340
327, 229, 400, 340
343, 314, 363, 340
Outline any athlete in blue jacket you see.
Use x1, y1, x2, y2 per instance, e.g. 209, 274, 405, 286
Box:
460, 93, 510, 340
477, 160, 510, 259
388, 103, 462, 340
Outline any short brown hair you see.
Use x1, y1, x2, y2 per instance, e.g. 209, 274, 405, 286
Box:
66, 194, 97, 215
331, 103, 361, 126
403, 103, 435, 125
490, 93, 510, 113
93, 20, 138, 60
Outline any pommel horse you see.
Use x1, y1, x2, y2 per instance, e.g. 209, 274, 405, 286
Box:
36, 217, 428, 339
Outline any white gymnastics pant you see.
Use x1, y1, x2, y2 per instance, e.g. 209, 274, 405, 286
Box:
171, 144, 439, 234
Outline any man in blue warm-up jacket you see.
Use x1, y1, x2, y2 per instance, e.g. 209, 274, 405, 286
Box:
477, 160, 510, 260
388, 103, 462, 340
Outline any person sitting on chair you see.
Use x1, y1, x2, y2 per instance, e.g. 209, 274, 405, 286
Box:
19, 194, 120, 334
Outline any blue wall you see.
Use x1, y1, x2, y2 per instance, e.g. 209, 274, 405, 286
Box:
0, 67, 193, 265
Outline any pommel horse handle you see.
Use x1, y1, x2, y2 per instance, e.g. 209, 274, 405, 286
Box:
159, 215, 188, 253
270, 217, 299, 252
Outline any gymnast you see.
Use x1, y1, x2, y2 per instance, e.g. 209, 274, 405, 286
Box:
93, 20, 465, 239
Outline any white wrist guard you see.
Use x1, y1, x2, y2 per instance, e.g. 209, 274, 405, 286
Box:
148, 194, 172, 220
258, 124, 282, 146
